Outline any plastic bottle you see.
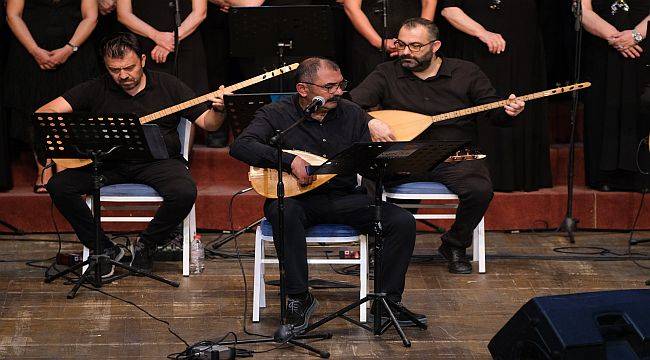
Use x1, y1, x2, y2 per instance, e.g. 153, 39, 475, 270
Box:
190, 233, 205, 274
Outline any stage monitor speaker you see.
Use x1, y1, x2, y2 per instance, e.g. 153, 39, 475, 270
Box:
488, 289, 650, 360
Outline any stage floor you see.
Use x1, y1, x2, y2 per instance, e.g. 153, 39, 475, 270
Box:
1, 230, 649, 359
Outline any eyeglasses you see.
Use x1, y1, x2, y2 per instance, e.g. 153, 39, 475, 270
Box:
301, 79, 349, 94
394, 39, 436, 52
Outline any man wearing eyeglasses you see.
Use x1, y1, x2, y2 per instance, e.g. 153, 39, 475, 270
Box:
230, 57, 425, 334
351, 17, 526, 274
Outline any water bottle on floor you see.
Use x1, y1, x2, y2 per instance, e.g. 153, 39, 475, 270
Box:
190, 234, 205, 274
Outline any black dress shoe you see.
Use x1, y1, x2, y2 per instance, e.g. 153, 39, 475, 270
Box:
438, 243, 472, 274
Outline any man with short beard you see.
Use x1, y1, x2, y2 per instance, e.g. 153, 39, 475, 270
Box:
351, 18, 525, 274
38, 32, 226, 277
230, 57, 425, 333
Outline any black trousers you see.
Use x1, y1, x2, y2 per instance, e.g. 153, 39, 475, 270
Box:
46, 159, 197, 249
264, 191, 416, 300
414, 159, 493, 249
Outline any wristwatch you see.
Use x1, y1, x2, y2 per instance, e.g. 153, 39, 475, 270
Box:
632, 29, 644, 44
66, 42, 79, 52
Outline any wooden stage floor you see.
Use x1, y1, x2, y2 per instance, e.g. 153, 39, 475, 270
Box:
1, 231, 649, 359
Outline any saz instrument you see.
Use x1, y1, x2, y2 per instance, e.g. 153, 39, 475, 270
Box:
52, 63, 299, 169
250, 82, 591, 198
369, 82, 591, 141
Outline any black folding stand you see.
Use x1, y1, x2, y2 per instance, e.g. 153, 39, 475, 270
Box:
298, 139, 470, 346
33, 113, 179, 299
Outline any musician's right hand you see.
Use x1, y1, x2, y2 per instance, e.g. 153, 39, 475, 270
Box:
369, 118, 396, 142
291, 156, 315, 186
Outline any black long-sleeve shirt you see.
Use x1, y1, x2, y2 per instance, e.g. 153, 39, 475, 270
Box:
350, 57, 510, 145
230, 94, 372, 194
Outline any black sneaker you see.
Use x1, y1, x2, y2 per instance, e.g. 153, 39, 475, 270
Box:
285, 293, 319, 332
131, 239, 154, 273
370, 300, 427, 327
90, 242, 125, 278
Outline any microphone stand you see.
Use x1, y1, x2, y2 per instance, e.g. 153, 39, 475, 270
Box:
379, 0, 389, 60
558, 0, 584, 243
169, 0, 181, 77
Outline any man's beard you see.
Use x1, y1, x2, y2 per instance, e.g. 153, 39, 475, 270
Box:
399, 53, 433, 72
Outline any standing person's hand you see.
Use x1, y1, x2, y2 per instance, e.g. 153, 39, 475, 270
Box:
31, 47, 56, 70
49, 46, 74, 67
153, 31, 175, 52
383, 38, 400, 57
477, 30, 506, 54
151, 45, 170, 63
98, 0, 116, 15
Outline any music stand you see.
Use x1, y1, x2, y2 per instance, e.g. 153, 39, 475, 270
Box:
296, 139, 470, 346
33, 113, 180, 299
228, 6, 335, 90
226, 93, 295, 139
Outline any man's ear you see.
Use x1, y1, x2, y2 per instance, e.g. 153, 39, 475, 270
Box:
431, 40, 442, 55
296, 83, 309, 97
141, 54, 147, 68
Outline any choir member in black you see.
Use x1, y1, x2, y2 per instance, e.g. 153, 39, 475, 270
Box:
230, 57, 425, 332
343, 0, 436, 87
580, 0, 649, 191
37, 33, 226, 277
116, 0, 209, 96
439, 0, 552, 192
351, 18, 525, 273
3, 0, 99, 193
200, 1, 233, 147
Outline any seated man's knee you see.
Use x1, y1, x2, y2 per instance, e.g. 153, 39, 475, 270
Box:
460, 180, 493, 205
168, 179, 197, 208
384, 205, 416, 233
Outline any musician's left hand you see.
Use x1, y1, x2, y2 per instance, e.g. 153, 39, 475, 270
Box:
369, 118, 396, 142
504, 94, 525, 117
209, 85, 227, 112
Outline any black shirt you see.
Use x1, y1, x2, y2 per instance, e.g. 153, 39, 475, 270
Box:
350, 57, 509, 145
230, 94, 372, 194
62, 69, 208, 159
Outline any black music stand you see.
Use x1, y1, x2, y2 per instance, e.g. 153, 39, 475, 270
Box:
33, 113, 180, 299
295, 139, 470, 346
226, 93, 295, 139
228, 6, 335, 90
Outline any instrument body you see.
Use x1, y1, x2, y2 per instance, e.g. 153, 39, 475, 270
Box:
248, 150, 336, 199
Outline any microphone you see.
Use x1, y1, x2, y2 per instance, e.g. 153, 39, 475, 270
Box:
304, 96, 326, 115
